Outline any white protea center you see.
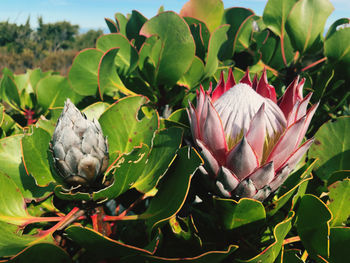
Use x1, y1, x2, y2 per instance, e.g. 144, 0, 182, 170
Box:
213, 83, 287, 148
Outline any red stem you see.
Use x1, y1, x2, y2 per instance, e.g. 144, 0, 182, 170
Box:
38, 207, 81, 237
301, 57, 327, 72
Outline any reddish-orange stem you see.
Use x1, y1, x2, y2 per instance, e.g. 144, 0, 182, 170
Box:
283, 236, 301, 245
38, 207, 80, 237
301, 57, 327, 72
22, 216, 63, 227
280, 30, 287, 66
91, 214, 98, 231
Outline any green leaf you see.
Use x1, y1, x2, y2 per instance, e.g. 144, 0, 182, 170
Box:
237, 212, 294, 263
11, 243, 72, 263
21, 127, 55, 187
204, 25, 230, 78
68, 48, 104, 96
0, 172, 31, 225
1, 71, 21, 110
97, 47, 136, 99
36, 75, 81, 112
65, 225, 159, 261
115, 13, 128, 36
133, 127, 183, 193
285, 0, 334, 53
266, 160, 316, 217
140, 146, 202, 233
263, 0, 298, 37
93, 145, 149, 201
82, 101, 110, 120
308, 116, 350, 180
282, 249, 303, 263
329, 227, 350, 263
98, 96, 158, 156
296, 195, 332, 260
180, 0, 224, 33
327, 170, 350, 186
0, 135, 53, 200
96, 33, 139, 76
105, 18, 118, 33
54, 185, 92, 201
141, 245, 238, 263
327, 179, 350, 227
126, 10, 147, 48
221, 8, 254, 57
0, 222, 37, 257
183, 17, 210, 61
325, 19, 350, 66
178, 56, 205, 89
140, 12, 195, 86
214, 198, 265, 230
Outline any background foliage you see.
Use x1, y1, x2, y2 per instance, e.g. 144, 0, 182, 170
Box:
0, 17, 103, 75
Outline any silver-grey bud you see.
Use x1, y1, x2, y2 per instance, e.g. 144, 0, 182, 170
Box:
51, 99, 109, 187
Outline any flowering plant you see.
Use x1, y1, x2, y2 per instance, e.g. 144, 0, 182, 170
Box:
0, 0, 348, 262
188, 69, 318, 200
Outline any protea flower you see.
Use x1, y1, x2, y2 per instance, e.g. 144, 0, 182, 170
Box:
188, 69, 318, 201
51, 99, 109, 187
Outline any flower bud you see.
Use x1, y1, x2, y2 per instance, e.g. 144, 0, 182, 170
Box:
51, 99, 109, 187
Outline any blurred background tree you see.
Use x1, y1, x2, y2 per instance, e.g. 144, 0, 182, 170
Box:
0, 17, 103, 75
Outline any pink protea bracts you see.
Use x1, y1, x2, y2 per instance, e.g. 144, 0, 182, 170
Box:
188, 68, 318, 201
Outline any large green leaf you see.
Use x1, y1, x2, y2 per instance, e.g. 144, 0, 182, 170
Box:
220, 8, 254, 59
263, 0, 298, 37
178, 56, 205, 89
0, 222, 37, 258
296, 195, 332, 260
140, 12, 195, 86
133, 127, 183, 193
93, 145, 149, 201
36, 75, 81, 112
0, 135, 53, 200
282, 249, 304, 263
237, 212, 294, 263
180, 0, 224, 33
285, 0, 334, 53
140, 146, 202, 233
327, 179, 350, 227
82, 101, 110, 120
68, 48, 104, 96
0, 172, 31, 225
1, 71, 21, 110
266, 160, 316, 217
96, 33, 138, 76
21, 127, 55, 187
98, 96, 158, 157
329, 227, 350, 263
140, 245, 238, 263
65, 225, 159, 262
183, 17, 210, 61
115, 13, 128, 36
97, 47, 136, 99
203, 25, 229, 78
214, 198, 265, 231
126, 10, 147, 49
308, 116, 350, 180
11, 243, 72, 263
325, 19, 350, 68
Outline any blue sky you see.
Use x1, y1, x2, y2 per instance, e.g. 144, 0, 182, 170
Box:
0, 0, 349, 32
